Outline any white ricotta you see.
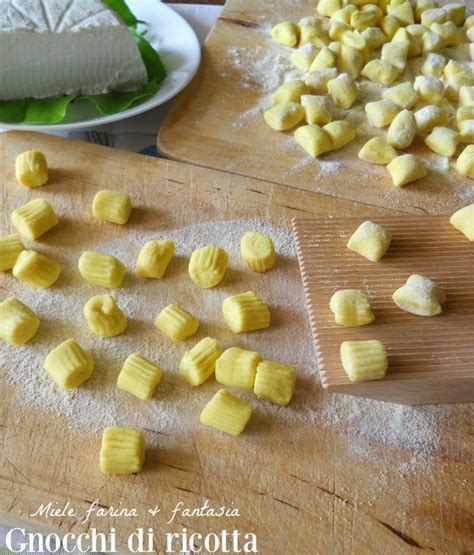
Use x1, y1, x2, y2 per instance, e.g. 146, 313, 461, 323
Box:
0, 0, 149, 100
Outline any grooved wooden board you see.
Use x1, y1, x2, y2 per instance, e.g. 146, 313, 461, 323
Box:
158, 0, 473, 215
292, 216, 474, 405
1, 132, 473, 555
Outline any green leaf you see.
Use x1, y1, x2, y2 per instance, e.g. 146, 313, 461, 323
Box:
101, 0, 138, 28
24, 95, 75, 124
0, 99, 27, 123
84, 79, 159, 115
133, 31, 167, 83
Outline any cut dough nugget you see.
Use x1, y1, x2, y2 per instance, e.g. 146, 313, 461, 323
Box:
84, 294, 127, 338
0, 234, 24, 271
456, 145, 474, 179
100, 427, 145, 475
425, 126, 459, 157
155, 304, 199, 342
44, 339, 94, 389
272, 80, 309, 104
329, 289, 374, 326
263, 102, 305, 131
294, 124, 333, 157
117, 353, 163, 400
240, 231, 276, 272
179, 337, 223, 386
301, 95, 332, 126
361, 59, 400, 85
365, 100, 400, 128
136, 240, 174, 279
222, 291, 270, 333
92, 190, 131, 225
387, 110, 417, 149
11, 198, 58, 240
387, 154, 427, 187
15, 150, 48, 188
78, 251, 126, 288
200, 389, 253, 436
270, 22, 299, 46
358, 137, 397, 165
383, 81, 419, 109
450, 204, 474, 240
0, 297, 40, 345
254, 359, 296, 406
327, 73, 358, 109
392, 274, 446, 316
347, 220, 392, 262
323, 121, 355, 150
215, 347, 261, 390
13, 250, 61, 289
340, 340, 388, 382
188, 245, 228, 288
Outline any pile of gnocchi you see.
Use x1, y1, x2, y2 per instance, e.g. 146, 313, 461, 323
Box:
0, 150, 296, 475
266, 0, 474, 185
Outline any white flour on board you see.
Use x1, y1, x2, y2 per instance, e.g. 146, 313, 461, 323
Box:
1, 218, 471, 472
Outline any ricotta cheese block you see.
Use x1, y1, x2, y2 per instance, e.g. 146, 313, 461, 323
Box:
0, 0, 149, 101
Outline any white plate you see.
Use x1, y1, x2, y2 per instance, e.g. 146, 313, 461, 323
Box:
1, 0, 201, 132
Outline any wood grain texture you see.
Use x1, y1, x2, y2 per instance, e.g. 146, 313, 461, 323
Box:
0, 132, 472, 555
158, 0, 474, 215
293, 216, 474, 404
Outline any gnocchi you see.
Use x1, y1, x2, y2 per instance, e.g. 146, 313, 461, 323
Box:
44, 339, 94, 389
179, 337, 223, 386
15, 150, 48, 188
387, 154, 427, 187
78, 251, 126, 288
271, 80, 309, 105
11, 198, 58, 240
414, 105, 448, 134
0, 234, 24, 271
136, 240, 175, 279
254, 359, 296, 406
291, 44, 319, 71
305, 68, 338, 94
392, 274, 447, 316
301, 95, 332, 126
270, 22, 299, 46
450, 203, 474, 240
188, 245, 228, 288
383, 81, 419, 109
365, 99, 400, 128
263, 102, 305, 131
387, 109, 417, 149
361, 59, 400, 85
200, 389, 253, 436
215, 347, 261, 390
413, 75, 445, 105
240, 231, 276, 273
154, 303, 199, 341
294, 124, 333, 157
222, 291, 270, 333
456, 145, 474, 179
347, 220, 392, 262
329, 289, 374, 326
340, 340, 388, 382
92, 190, 132, 225
381, 41, 409, 71
84, 294, 127, 338
13, 250, 61, 289
117, 353, 163, 400
100, 427, 145, 475
0, 297, 40, 345
323, 121, 355, 150
327, 73, 358, 109
424, 126, 459, 156
358, 137, 397, 165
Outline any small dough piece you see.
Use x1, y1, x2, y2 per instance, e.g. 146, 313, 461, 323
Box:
422, 30, 443, 54
414, 105, 448, 133
270, 22, 299, 46
215, 347, 261, 390
117, 353, 163, 400
331, 5, 357, 24
347, 220, 392, 262
200, 389, 253, 436
11, 198, 58, 240
0, 297, 40, 345
392, 274, 446, 316
263, 102, 305, 131
0, 234, 24, 271
78, 251, 126, 288
222, 291, 270, 333
341, 29, 368, 54
457, 120, 474, 143
358, 137, 397, 164
340, 340, 388, 382
15, 150, 48, 188
387, 2, 414, 26
415, 0, 438, 21
421, 52, 446, 77
450, 204, 474, 240
298, 17, 323, 29
365, 99, 400, 128
44, 339, 94, 389
271, 80, 309, 104
338, 44, 365, 79
180, 337, 223, 386
362, 27, 388, 49
387, 154, 427, 186
392, 28, 420, 58
430, 21, 462, 48
327, 73, 358, 109
443, 59, 467, 79
457, 106, 474, 123
100, 427, 145, 475
421, 7, 447, 26
383, 81, 419, 109
329, 20, 350, 41
317, 0, 342, 17
309, 47, 337, 71
381, 41, 409, 71
240, 231, 276, 272
323, 121, 355, 150
361, 59, 400, 85
136, 240, 174, 279
459, 86, 474, 107
445, 73, 474, 103
456, 145, 474, 178
299, 24, 330, 48
254, 359, 296, 406
301, 95, 332, 126
13, 250, 61, 289
84, 294, 127, 338
154, 304, 199, 342
387, 110, 417, 149
425, 126, 459, 157
329, 289, 374, 326
413, 75, 444, 105
351, 9, 379, 30
305, 68, 338, 94
380, 15, 402, 40
92, 190, 132, 225
290, 44, 319, 70
188, 245, 228, 288
294, 124, 333, 157
444, 3, 465, 25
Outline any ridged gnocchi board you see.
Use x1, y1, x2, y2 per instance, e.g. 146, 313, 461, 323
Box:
293, 216, 474, 405
1, 132, 472, 555
158, 0, 473, 216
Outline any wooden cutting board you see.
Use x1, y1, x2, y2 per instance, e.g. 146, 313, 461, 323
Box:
158, 0, 473, 215
0, 132, 472, 554
293, 216, 474, 405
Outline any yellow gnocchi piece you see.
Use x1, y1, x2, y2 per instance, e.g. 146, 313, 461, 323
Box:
240, 231, 276, 273
222, 291, 270, 333
457, 120, 474, 143
323, 121, 355, 150
200, 389, 253, 436
450, 204, 474, 240
413, 75, 444, 105
331, 5, 356, 24
358, 137, 397, 165
421, 7, 447, 27
329, 289, 374, 326
459, 86, 474, 107
317, 0, 342, 17
305, 68, 338, 94
424, 126, 459, 157
365, 99, 400, 128
263, 102, 305, 131
117, 353, 163, 400
381, 41, 409, 71
0, 297, 40, 345
15, 150, 48, 188
415, 0, 438, 21
215, 347, 261, 390
351, 9, 379, 30
309, 47, 337, 71
44, 339, 94, 389
421, 30, 443, 54
13, 250, 61, 289
188, 245, 228, 288
444, 3, 465, 25
387, 110, 417, 149
383, 81, 419, 109
271, 80, 309, 105
136, 240, 174, 279
254, 359, 296, 406
338, 44, 365, 79
457, 106, 474, 123
387, 2, 414, 26
361, 59, 400, 85
392, 28, 420, 58
11, 198, 58, 240
0, 234, 24, 271
340, 340, 388, 382
431, 21, 462, 48
294, 124, 333, 157
299, 24, 329, 48
414, 105, 448, 133
100, 427, 145, 475
387, 154, 427, 186
154, 303, 199, 341
78, 251, 126, 288
92, 190, 132, 225
362, 27, 388, 49
393, 274, 446, 316
270, 22, 299, 47
301, 95, 332, 125
179, 337, 223, 386
456, 145, 474, 179
290, 44, 319, 70
327, 73, 358, 109
347, 220, 392, 262
380, 15, 402, 40
329, 20, 350, 41
84, 294, 127, 338
421, 52, 446, 77
443, 59, 466, 79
